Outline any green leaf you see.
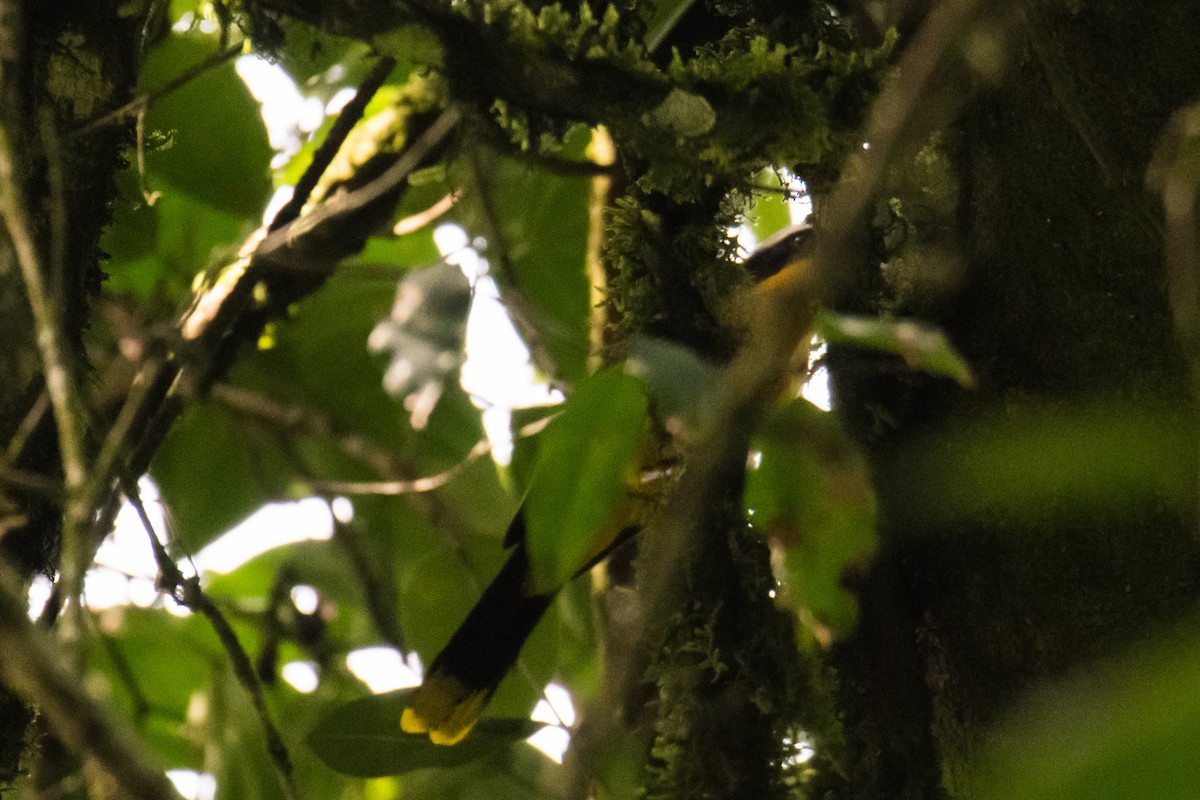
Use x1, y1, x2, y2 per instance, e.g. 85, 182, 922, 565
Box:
235, 267, 417, 453
399, 741, 550, 800
141, 34, 272, 217
90, 608, 221, 720
966, 622, 1200, 800
103, 182, 251, 302
150, 401, 292, 552
816, 311, 975, 387
745, 398, 877, 640
523, 367, 650, 593
276, 19, 371, 89
625, 336, 717, 437
308, 690, 540, 777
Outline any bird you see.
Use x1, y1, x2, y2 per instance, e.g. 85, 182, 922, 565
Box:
400, 222, 816, 745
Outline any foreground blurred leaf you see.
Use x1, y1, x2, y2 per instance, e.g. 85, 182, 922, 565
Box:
967, 620, 1200, 800
523, 367, 650, 594
643, 0, 699, 51
745, 398, 877, 640
817, 311, 974, 387
899, 403, 1193, 526
625, 336, 717, 438
308, 690, 539, 776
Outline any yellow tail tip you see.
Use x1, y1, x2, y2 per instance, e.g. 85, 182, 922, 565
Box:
401, 674, 489, 746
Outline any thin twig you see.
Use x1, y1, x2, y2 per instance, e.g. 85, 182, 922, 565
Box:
585, 127, 615, 369
69, 42, 245, 140
187, 588, 301, 800
4, 389, 49, 463
71, 355, 172, 569
0, 558, 185, 800
124, 481, 301, 800
135, 107, 160, 205
392, 190, 459, 236
311, 414, 556, 496
211, 383, 400, 477
38, 108, 66, 305
269, 55, 397, 231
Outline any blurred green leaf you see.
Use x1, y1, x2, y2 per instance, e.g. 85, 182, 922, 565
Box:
817, 311, 974, 387
308, 690, 539, 777
141, 34, 272, 217
625, 336, 717, 437
523, 367, 650, 594
643, 0, 699, 52
205, 664, 286, 800
150, 401, 293, 552
399, 546, 486, 661
104, 180, 250, 301
276, 19, 371, 90
967, 621, 1200, 800
92, 608, 222, 720
372, 25, 445, 69
902, 403, 1193, 525
399, 739, 550, 800
745, 398, 877, 640
234, 269, 413, 453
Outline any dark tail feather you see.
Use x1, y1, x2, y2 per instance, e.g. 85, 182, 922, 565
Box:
402, 529, 554, 744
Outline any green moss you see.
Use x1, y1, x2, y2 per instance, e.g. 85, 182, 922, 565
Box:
46, 35, 112, 120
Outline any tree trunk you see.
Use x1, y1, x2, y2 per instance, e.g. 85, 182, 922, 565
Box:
828, 2, 1200, 796
0, 0, 139, 784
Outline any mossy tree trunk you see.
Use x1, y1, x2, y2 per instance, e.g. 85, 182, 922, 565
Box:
0, 0, 139, 784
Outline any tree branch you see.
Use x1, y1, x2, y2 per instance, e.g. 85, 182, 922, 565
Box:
69, 42, 245, 140
125, 483, 301, 800
0, 560, 185, 800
